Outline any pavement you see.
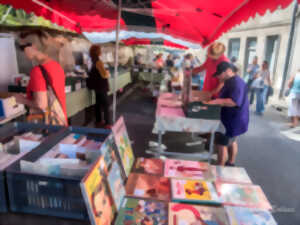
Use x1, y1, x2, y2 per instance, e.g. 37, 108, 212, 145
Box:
1, 88, 299, 225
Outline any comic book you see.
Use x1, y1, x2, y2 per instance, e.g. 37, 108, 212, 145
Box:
211, 166, 252, 184
169, 202, 230, 225
112, 117, 135, 177
171, 179, 222, 205
216, 183, 272, 210
132, 157, 164, 176
115, 198, 168, 225
225, 206, 277, 225
80, 156, 116, 225
125, 173, 171, 201
164, 158, 210, 180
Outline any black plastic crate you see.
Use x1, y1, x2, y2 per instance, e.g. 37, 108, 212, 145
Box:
6, 125, 110, 219
0, 122, 64, 213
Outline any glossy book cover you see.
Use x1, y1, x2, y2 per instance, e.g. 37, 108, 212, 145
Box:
225, 206, 277, 225
164, 159, 209, 180
211, 166, 252, 184
126, 173, 171, 201
80, 156, 115, 225
171, 179, 221, 205
112, 116, 135, 177
216, 183, 272, 210
115, 198, 168, 225
169, 203, 230, 225
132, 157, 164, 176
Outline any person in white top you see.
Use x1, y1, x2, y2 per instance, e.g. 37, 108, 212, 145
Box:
252, 60, 272, 115
287, 69, 300, 127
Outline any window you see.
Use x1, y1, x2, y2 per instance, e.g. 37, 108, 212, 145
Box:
265, 35, 280, 80
244, 37, 257, 76
228, 38, 240, 60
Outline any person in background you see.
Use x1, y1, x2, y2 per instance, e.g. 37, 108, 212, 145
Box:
231, 56, 242, 75
14, 37, 68, 126
192, 42, 229, 97
246, 56, 260, 104
166, 54, 174, 68
252, 60, 272, 116
87, 45, 111, 128
287, 69, 300, 127
155, 53, 164, 69
205, 62, 249, 166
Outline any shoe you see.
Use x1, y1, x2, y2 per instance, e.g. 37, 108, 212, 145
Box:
103, 124, 112, 129
225, 161, 235, 167
95, 122, 104, 128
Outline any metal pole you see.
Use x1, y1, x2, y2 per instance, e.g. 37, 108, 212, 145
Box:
279, 0, 298, 98
113, 0, 122, 123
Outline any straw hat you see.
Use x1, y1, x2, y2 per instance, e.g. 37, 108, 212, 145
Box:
207, 42, 225, 60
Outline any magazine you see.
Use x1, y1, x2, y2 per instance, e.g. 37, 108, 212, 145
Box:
132, 157, 164, 176
225, 206, 277, 225
216, 183, 272, 210
80, 156, 115, 225
171, 179, 221, 205
164, 158, 209, 180
115, 198, 168, 225
211, 166, 252, 184
125, 173, 170, 201
169, 202, 230, 225
112, 117, 135, 177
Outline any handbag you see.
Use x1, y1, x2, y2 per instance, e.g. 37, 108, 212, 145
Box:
27, 65, 67, 126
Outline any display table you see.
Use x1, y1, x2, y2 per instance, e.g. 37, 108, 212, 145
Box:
108, 72, 132, 95
0, 110, 26, 125
150, 93, 220, 162
139, 71, 165, 83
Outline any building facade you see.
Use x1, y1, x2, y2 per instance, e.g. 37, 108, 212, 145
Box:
216, 3, 300, 97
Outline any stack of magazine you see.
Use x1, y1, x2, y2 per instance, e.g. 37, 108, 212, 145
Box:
79, 116, 277, 225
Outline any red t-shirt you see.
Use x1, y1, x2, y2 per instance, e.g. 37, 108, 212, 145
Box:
202, 55, 229, 92
26, 60, 67, 122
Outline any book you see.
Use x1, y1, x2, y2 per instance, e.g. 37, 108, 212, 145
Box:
164, 158, 209, 180
115, 198, 168, 225
126, 173, 170, 201
112, 116, 135, 177
132, 157, 164, 176
169, 202, 230, 225
225, 206, 277, 225
211, 166, 252, 184
171, 179, 222, 205
80, 156, 115, 225
216, 183, 272, 210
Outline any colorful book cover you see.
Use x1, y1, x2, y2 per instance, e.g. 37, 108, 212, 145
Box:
115, 198, 168, 225
132, 157, 164, 176
80, 156, 115, 225
112, 116, 135, 177
125, 173, 171, 201
164, 158, 209, 180
225, 206, 277, 225
171, 179, 221, 205
169, 203, 230, 225
211, 166, 252, 184
216, 183, 272, 210
100, 135, 126, 209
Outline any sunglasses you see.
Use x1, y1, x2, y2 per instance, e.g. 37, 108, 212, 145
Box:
19, 43, 32, 51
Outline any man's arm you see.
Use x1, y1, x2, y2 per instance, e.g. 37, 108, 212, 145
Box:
14, 92, 48, 111
205, 98, 237, 107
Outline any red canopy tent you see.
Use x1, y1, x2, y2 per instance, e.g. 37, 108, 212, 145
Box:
0, 0, 295, 122
0, 0, 294, 46
123, 37, 188, 49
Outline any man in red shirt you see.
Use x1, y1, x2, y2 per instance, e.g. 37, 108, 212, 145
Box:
192, 42, 229, 97
14, 39, 68, 126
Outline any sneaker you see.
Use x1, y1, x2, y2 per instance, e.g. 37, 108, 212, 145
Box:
225, 161, 235, 167
104, 124, 112, 129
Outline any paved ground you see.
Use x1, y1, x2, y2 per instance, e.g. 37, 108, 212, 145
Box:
1, 88, 299, 225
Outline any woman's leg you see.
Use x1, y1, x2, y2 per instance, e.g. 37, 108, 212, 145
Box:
102, 92, 111, 125
95, 92, 103, 123
255, 88, 263, 114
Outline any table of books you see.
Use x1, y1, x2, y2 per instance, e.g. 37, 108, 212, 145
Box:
151, 92, 220, 162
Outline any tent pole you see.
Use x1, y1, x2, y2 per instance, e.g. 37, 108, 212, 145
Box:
113, 0, 122, 124
279, 0, 298, 98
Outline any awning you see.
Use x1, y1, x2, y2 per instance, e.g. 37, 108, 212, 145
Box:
123, 38, 188, 49
0, 0, 294, 46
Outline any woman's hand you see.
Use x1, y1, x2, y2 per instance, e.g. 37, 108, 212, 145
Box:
13, 93, 27, 104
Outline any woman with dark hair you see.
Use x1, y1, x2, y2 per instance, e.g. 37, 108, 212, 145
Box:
87, 45, 111, 128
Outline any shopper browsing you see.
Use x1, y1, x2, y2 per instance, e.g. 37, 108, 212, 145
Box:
204, 61, 249, 166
